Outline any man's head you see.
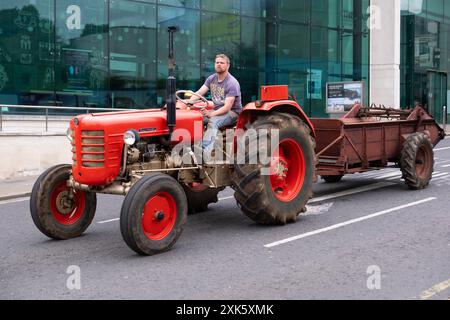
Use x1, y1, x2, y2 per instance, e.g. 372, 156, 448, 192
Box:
215, 54, 230, 75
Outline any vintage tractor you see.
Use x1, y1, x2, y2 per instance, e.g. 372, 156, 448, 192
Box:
30, 27, 317, 255
31, 27, 444, 256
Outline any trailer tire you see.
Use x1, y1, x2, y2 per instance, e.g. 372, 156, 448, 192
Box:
182, 184, 224, 214
321, 175, 343, 183
120, 173, 187, 255
30, 164, 97, 240
232, 112, 316, 225
400, 132, 434, 190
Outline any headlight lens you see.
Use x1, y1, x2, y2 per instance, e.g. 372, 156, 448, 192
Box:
124, 130, 139, 146
66, 128, 74, 142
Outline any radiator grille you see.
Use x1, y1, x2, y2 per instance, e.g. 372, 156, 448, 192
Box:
80, 130, 105, 168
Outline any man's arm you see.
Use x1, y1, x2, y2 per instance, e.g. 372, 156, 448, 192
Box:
189, 85, 209, 102
209, 97, 235, 117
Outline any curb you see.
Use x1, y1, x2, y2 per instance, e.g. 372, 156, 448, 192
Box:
0, 193, 31, 202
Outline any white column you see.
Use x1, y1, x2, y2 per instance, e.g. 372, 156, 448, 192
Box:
369, 0, 401, 108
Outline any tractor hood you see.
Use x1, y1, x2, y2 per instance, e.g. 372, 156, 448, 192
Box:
70, 108, 203, 140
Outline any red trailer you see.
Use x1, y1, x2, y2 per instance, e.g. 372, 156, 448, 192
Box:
311, 104, 445, 189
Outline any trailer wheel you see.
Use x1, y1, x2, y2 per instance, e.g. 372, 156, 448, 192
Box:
30, 164, 97, 240
182, 183, 224, 214
120, 173, 187, 255
232, 112, 316, 225
321, 175, 343, 183
400, 132, 434, 190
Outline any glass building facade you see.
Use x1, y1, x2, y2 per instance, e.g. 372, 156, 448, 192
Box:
401, 0, 450, 122
0, 0, 370, 117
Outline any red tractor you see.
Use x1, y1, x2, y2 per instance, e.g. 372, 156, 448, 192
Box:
30, 27, 317, 255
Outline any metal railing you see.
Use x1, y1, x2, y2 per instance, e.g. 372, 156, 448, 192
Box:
0, 105, 136, 132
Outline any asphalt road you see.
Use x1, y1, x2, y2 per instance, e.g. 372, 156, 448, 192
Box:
1, 139, 450, 300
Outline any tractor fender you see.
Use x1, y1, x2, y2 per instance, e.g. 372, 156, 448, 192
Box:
236, 100, 316, 137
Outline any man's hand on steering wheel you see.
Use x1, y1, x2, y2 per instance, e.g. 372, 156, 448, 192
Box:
176, 90, 209, 110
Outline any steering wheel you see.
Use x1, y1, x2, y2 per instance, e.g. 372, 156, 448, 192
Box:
176, 90, 209, 110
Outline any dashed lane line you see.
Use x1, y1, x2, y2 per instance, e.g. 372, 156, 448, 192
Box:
420, 279, 450, 300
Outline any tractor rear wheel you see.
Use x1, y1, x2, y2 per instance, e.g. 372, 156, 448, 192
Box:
30, 164, 97, 240
400, 132, 434, 190
182, 183, 224, 214
120, 173, 187, 255
232, 112, 316, 225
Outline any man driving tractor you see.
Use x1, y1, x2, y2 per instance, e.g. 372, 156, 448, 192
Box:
189, 54, 242, 157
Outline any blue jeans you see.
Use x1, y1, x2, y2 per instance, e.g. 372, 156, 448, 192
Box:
203, 111, 238, 152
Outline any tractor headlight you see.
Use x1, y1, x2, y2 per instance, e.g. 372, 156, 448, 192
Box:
66, 128, 74, 142
124, 130, 140, 146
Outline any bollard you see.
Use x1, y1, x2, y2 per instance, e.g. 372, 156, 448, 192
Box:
443, 105, 447, 133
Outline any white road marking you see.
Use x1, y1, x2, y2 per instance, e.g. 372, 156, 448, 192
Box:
97, 218, 120, 224
432, 172, 448, 178
309, 182, 395, 204
375, 171, 404, 180
359, 169, 397, 178
0, 197, 30, 205
436, 160, 450, 164
435, 147, 450, 151
432, 174, 450, 181
420, 279, 450, 300
264, 197, 436, 248
386, 174, 402, 181
304, 202, 334, 216
218, 196, 234, 201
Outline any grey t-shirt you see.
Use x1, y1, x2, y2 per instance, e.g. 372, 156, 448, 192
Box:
204, 73, 242, 114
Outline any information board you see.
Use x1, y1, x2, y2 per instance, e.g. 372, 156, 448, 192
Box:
326, 81, 365, 114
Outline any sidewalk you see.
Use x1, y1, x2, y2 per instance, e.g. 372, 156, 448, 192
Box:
0, 175, 38, 201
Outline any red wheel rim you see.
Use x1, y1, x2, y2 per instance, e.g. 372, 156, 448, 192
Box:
141, 192, 177, 241
269, 138, 306, 202
415, 146, 431, 179
50, 181, 86, 225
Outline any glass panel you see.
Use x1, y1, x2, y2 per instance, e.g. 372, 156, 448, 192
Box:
0, 0, 54, 109
278, 24, 310, 110
201, 0, 240, 15
55, 0, 108, 111
109, 0, 157, 109
278, 0, 310, 24
310, 27, 340, 117
200, 12, 240, 78
311, 0, 340, 28
237, 17, 267, 103
241, 0, 268, 18
342, 0, 354, 29
158, 6, 201, 104
158, 0, 199, 10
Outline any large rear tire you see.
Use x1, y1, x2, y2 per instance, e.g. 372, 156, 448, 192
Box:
182, 183, 224, 214
30, 164, 97, 240
400, 132, 434, 190
232, 112, 316, 225
120, 173, 188, 255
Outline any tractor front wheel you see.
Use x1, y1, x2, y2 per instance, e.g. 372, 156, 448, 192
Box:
120, 173, 187, 255
30, 164, 97, 240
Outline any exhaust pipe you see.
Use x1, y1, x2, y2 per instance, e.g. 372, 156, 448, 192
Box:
163, 26, 178, 147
